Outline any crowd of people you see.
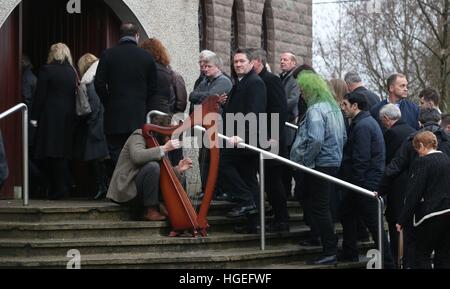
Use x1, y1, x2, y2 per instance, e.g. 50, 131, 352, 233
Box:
15, 22, 450, 269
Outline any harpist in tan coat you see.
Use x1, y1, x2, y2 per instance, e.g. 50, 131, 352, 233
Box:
107, 129, 192, 220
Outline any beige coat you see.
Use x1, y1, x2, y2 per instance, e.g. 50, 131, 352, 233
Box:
106, 129, 163, 203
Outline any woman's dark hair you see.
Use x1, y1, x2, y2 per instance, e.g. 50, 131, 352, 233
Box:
292, 64, 316, 79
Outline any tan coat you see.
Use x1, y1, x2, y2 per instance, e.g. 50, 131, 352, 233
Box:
106, 129, 163, 203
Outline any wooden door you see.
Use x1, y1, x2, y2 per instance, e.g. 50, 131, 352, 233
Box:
0, 4, 22, 199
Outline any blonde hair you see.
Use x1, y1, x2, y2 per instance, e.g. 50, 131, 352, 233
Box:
413, 131, 438, 151
78, 53, 98, 77
47, 43, 73, 65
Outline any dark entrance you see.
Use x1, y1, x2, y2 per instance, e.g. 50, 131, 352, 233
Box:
0, 0, 122, 199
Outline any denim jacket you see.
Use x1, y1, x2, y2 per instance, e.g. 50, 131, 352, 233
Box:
290, 102, 347, 168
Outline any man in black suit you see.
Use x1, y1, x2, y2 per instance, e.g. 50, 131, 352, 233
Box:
378, 103, 416, 266
95, 23, 157, 173
249, 48, 289, 232
344, 71, 380, 109
220, 48, 267, 233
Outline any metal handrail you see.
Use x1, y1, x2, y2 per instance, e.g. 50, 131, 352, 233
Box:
285, 121, 384, 268
0, 103, 29, 206
147, 111, 384, 268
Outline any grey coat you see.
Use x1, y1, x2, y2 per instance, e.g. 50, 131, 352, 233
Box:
281, 69, 300, 145
107, 129, 163, 203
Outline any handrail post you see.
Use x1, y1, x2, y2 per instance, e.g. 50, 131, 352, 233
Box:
259, 153, 265, 251
22, 108, 29, 206
377, 196, 384, 269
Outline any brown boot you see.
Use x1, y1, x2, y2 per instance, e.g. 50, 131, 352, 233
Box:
143, 207, 167, 221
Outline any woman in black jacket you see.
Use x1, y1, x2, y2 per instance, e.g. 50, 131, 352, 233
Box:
31, 43, 77, 200
75, 53, 109, 200
397, 131, 450, 269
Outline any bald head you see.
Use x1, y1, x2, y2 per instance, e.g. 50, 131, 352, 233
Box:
120, 23, 138, 38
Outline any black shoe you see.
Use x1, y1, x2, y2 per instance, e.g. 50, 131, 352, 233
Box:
299, 238, 321, 247
227, 204, 257, 218
214, 192, 229, 201
266, 222, 290, 233
93, 189, 107, 200
306, 255, 337, 266
337, 251, 359, 262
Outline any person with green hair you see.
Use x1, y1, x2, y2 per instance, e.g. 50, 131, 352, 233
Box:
290, 71, 347, 265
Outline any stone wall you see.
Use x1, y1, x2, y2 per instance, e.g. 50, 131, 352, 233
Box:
202, 0, 312, 74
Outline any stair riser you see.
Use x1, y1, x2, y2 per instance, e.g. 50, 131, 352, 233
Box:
0, 250, 321, 269
0, 237, 303, 258
0, 219, 306, 240
0, 212, 131, 223
0, 205, 302, 222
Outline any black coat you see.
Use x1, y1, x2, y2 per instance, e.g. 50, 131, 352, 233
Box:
151, 62, 172, 114
382, 119, 416, 223
73, 81, 109, 161
31, 61, 77, 159
258, 67, 288, 163
379, 122, 450, 194
223, 69, 267, 155
341, 111, 385, 191
398, 152, 450, 227
94, 38, 158, 135
353, 86, 380, 109
384, 119, 416, 164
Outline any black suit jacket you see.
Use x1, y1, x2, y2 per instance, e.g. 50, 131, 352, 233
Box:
354, 86, 380, 109
259, 67, 288, 160
224, 69, 266, 154
95, 39, 157, 135
384, 119, 416, 164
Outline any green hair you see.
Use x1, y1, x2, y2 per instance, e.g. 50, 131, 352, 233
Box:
297, 71, 339, 108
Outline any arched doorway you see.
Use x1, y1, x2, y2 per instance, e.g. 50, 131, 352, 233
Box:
0, 0, 137, 199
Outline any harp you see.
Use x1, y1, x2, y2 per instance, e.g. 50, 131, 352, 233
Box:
142, 96, 221, 237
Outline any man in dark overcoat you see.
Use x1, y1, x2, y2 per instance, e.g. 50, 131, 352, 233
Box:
95, 23, 158, 173
219, 48, 267, 233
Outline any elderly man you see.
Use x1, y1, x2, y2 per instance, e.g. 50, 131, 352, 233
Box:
378, 104, 416, 265
279, 52, 302, 198
189, 53, 232, 200
194, 50, 217, 90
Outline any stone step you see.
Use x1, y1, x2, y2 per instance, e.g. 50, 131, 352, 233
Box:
0, 200, 302, 222
0, 214, 306, 240
0, 226, 312, 258
0, 242, 375, 269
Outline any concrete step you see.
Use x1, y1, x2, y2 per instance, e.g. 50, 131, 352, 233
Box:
0, 242, 375, 269
0, 214, 306, 240
0, 200, 302, 222
0, 226, 312, 258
